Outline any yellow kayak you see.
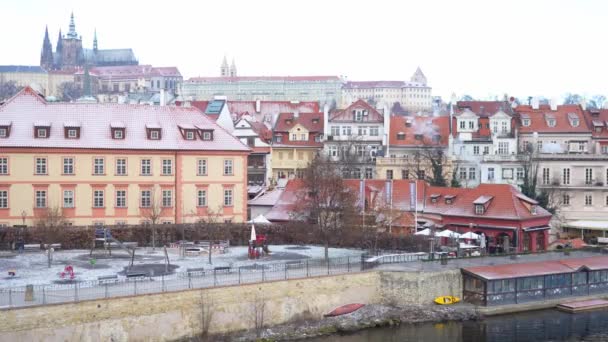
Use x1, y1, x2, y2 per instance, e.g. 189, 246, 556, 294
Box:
434, 296, 460, 305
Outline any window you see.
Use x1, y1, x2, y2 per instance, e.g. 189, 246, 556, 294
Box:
522, 119, 530, 127
274, 135, 282, 143
492, 121, 498, 133
202, 131, 212, 140
603, 145, 608, 154
537, 140, 543, 152
460, 167, 467, 180
468, 121, 475, 130
115, 190, 126, 208
516, 168, 524, 180
35, 190, 46, 208
162, 159, 173, 175
488, 168, 495, 181
542, 168, 550, 185
402, 169, 409, 179
585, 194, 593, 206
357, 126, 368, 136
501, 121, 508, 133
331, 126, 340, 136
186, 131, 195, 140
0, 157, 8, 175
35, 157, 47, 175
459, 121, 465, 129
342, 126, 352, 136
329, 145, 338, 157
370, 126, 379, 136
113, 129, 124, 139
0, 190, 7, 208
93, 190, 104, 208
605, 195, 608, 206
197, 189, 207, 206
585, 168, 593, 185
140, 190, 151, 207
475, 204, 484, 215
62, 190, 74, 208
483, 146, 490, 155
502, 168, 513, 179
354, 110, 363, 121
473, 146, 480, 155
365, 168, 373, 179
397, 133, 405, 140
150, 130, 160, 140
563, 168, 571, 185
58, 157, 74, 175
162, 190, 172, 207
224, 159, 233, 175
197, 159, 207, 175
36, 128, 48, 138
563, 194, 570, 206
417, 170, 425, 179
291, 133, 297, 141
224, 189, 233, 206
116, 158, 127, 175
469, 167, 476, 180
353, 168, 361, 179
141, 159, 151, 175
498, 142, 509, 155
67, 129, 77, 138
547, 119, 556, 127
300, 133, 307, 141
93, 158, 105, 175
386, 170, 393, 180
0, 128, 6, 138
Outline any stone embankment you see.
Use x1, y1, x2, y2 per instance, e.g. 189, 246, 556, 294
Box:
199, 304, 479, 341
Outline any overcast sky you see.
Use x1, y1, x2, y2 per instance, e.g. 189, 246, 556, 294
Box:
2, 0, 606, 100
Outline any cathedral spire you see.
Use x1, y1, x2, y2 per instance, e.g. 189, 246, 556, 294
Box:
67, 11, 78, 39
229, 58, 237, 77
40, 26, 54, 70
93, 28, 98, 52
220, 55, 229, 77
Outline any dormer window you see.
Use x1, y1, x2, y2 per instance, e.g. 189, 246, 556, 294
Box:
444, 195, 455, 204
354, 110, 363, 122
200, 129, 214, 141
186, 131, 195, 140
312, 118, 319, 124
285, 119, 293, 125
111, 122, 126, 140
473, 195, 493, 215
405, 119, 412, 127
522, 119, 530, 127
475, 204, 485, 215
34, 122, 51, 138
146, 123, 162, 140
568, 113, 579, 127
545, 114, 556, 127
415, 134, 423, 141
0, 121, 11, 138
430, 194, 440, 203
531, 205, 537, 215
397, 132, 405, 140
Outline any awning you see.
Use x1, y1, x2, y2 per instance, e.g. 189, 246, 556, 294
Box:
523, 226, 551, 232
414, 228, 431, 236
564, 220, 608, 231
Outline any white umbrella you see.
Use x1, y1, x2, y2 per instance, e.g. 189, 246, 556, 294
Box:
459, 242, 478, 249
460, 231, 480, 240
247, 214, 271, 224
250, 224, 257, 241
436, 229, 460, 238
479, 233, 486, 249
414, 228, 431, 236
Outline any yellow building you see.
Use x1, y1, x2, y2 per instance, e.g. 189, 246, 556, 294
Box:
270, 112, 323, 180
0, 87, 249, 226
0, 66, 49, 96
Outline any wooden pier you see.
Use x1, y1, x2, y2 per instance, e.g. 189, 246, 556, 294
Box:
557, 299, 608, 313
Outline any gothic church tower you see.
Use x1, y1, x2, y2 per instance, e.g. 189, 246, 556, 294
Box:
40, 26, 54, 70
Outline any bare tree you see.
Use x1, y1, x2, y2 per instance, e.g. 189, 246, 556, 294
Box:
57, 81, 83, 102
199, 291, 215, 340
292, 155, 358, 260
518, 144, 539, 201
195, 205, 225, 265
34, 206, 69, 251
0, 80, 23, 101
142, 188, 163, 251
251, 292, 267, 338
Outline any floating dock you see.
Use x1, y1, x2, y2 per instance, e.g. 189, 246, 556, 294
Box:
557, 299, 608, 313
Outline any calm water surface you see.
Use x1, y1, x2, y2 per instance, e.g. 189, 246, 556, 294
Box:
307, 309, 608, 342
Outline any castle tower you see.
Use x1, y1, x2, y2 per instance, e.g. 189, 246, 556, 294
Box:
220, 55, 229, 77
410, 67, 427, 85
40, 26, 54, 70
67, 12, 78, 39
60, 12, 84, 69
229, 58, 237, 77
55, 29, 63, 69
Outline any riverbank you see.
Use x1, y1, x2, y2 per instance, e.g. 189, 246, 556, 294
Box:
192, 303, 479, 341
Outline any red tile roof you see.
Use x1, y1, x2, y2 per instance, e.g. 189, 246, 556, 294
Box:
456, 101, 513, 117
463, 256, 608, 280
274, 112, 323, 133
516, 104, 591, 134
330, 99, 384, 122
585, 109, 608, 139
389, 115, 449, 147
0, 87, 248, 152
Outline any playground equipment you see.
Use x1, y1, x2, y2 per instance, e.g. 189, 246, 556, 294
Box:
60, 265, 75, 280
248, 225, 269, 259
90, 227, 137, 267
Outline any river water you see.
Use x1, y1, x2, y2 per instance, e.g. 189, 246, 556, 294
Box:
307, 309, 608, 342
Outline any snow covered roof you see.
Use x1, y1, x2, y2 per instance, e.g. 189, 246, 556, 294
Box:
0, 87, 249, 152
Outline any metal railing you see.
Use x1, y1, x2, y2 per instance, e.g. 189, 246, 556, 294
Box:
0, 255, 396, 310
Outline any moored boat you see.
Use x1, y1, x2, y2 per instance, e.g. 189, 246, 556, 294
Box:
434, 296, 460, 305
324, 303, 365, 317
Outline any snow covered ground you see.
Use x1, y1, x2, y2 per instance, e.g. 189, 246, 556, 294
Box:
0, 245, 365, 288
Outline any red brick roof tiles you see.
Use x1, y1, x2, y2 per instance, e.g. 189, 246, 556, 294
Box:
389, 115, 449, 147
330, 99, 384, 122
516, 104, 591, 134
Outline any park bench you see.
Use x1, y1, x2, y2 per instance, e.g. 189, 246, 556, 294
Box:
98, 275, 119, 284
213, 266, 230, 274
44, 243, 62, 250
186, 267, 206, 277
23, 244, 41, 252
126, 271, 147, 279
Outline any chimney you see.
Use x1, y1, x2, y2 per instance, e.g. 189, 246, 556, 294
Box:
160, 89, 166, 106
294, 109, 299, 119
531, 97, 539, 110
255, 99, 261, 113
550, 97, 558, 111
580, 98, 587, 110
323, 103, 330, 139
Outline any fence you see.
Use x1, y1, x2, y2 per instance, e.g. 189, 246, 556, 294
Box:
0, 254, 399, 310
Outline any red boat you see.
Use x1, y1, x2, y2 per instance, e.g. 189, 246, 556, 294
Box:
324, 303, 365, 317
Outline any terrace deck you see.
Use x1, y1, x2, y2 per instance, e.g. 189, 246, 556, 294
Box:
557, 299, 608, 313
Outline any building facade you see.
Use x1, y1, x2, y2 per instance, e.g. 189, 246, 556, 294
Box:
179, 76, 343, 104
341, 68, 433, 112
0, 87, 249, 227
